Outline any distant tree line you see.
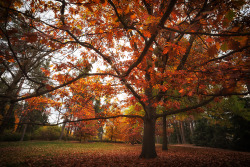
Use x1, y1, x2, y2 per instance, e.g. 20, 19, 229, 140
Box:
167, 96, 250, 152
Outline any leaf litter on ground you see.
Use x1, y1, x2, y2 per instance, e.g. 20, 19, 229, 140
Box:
0, 141, 249, 167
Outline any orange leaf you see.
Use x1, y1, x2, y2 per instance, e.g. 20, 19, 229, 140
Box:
130, 14, 136, 19
206, 37, 213, 43
144, 31, 151, 38
179, 89, 184, 94
188, 91, 193, 96
163, 47, 169, 54
8, 59, 15, 63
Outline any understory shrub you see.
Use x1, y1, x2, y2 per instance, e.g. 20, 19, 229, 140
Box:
33, 126, 61, 140
0, 130, 29, 141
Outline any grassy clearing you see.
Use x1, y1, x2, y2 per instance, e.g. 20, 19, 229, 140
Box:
0, 141, 249, 167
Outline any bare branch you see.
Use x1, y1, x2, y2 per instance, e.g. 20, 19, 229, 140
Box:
201, 92, 249, 97
163, 27, 250, 36
10, 114, 143, 126
197, 45, 250, 68
0, 27, 46, 87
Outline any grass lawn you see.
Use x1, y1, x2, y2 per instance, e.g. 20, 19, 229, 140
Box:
0, 141, 249, 167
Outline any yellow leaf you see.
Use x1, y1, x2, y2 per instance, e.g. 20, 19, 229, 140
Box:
5, 104, 10, 111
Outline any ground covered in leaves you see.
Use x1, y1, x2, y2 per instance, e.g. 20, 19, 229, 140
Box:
0, 141, 249, 167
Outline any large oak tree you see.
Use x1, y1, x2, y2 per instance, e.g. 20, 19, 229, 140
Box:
0, 0, 249, 158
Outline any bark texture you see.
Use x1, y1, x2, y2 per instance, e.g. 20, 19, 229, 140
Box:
139, 117, 157, 158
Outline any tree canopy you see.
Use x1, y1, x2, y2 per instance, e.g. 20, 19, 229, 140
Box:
0, 0, 249, 158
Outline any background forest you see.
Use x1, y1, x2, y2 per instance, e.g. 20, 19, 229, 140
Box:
1, 95, 249, 152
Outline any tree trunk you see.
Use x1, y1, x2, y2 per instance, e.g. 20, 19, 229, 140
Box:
100, 131, 103, 141
190, 121, 194, 136
111, 127, 113, 141
98, 126, 103, 141
66, 127, 70, 139
16, 115, 24, 133
162, 115, 168, 151
156, 135, 160, 144
174, 122, 181, 144
189, 120, 194, 142
139, 117, 157, 158
59, 120, 67, 140
179, 121, 186, 144
20, 124, 27, 141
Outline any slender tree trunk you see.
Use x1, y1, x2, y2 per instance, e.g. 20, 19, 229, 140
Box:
66, 115, 73, 138
66, 127, 70, 139
162, 115, 168, 151
80, 133, 82, 143
174, 122, 181, 144
176, 133, 181, 144
177, 121, 182, 143
100, 131, 103, 141
20, 124, 27, 141
168, 134, 170, 143
180, 121, 186, 144
57, 112, 61, 125
156, 135, 160, 144
190, 120, 194, 136
111, 127, 113, 141
139, 117, 157, 158
16, 115, 24, 133
59, 121, 67, 140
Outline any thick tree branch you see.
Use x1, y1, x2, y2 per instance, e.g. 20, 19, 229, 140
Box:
176, 33, 197, 70
156, 96, 215, 118
4, 72, 119, 102
0, 78, 10, 89
124, 0, 177, 77
142, 0, 153, 15
121, 78, 145, 107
